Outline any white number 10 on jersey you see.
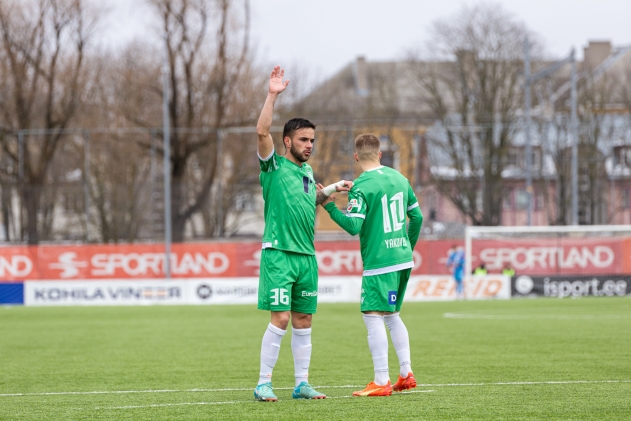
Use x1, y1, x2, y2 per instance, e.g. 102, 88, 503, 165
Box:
381, 192, 405, 233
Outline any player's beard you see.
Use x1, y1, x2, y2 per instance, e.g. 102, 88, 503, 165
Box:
289, 141, 309, 162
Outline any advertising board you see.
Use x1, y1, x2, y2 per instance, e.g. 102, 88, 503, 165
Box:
512, 275, 631, 298
2, 237, 630, 281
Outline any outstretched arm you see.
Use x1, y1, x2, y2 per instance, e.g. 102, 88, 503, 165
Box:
315, 180, 353, 206
318, 186, 363, 235
324, 202, 364, 235
256, 66, 289, 159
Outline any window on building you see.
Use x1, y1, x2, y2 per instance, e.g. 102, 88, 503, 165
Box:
506, 149, 521, 167
623, 148, 631, 166
532, 148, 542, 171
503, 190, 513, 210
623, 189, 631, 208
381, 151, 395, 168
506, 147, 541, 171
535, 190, 545, 211
515, 188, 528, 210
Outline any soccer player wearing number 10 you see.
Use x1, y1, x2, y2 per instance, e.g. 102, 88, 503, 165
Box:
253, 66, 352, 402
322, 134, 423, 397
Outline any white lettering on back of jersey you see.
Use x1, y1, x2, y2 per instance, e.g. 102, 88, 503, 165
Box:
384, 237, 408, 249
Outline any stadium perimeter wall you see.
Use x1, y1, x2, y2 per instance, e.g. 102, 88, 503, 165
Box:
1, 238, 630, 305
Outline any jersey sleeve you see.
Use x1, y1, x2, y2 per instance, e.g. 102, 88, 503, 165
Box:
346, 188, 367, 219
259, 149, 282, 173
406, 183, 423, 250
324, 202, 364, 236
406, 183, 419, 213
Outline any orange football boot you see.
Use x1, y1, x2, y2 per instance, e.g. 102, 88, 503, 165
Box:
393, 372, 417, 392
352, 381, 393, 397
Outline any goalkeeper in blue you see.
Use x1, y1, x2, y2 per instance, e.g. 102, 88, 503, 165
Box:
321, 134, 423, 397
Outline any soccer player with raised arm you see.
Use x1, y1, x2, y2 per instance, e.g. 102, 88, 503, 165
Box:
321, 134, 423, 397
253, 66, 352, 402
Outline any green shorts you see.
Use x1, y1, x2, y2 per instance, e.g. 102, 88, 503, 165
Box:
258, 248, 319, 314
361, 269, 411, 312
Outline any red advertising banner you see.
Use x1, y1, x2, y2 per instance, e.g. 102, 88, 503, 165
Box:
0, 237, 630, 281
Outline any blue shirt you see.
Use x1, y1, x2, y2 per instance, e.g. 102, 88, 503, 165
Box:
446, 250, 465, 274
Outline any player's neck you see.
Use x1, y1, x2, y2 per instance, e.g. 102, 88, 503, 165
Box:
359, 160, 381, 172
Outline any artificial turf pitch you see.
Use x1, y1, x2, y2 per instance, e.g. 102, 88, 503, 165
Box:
1, 298, 630, 420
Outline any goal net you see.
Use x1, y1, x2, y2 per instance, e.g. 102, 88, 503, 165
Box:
465, 225, 631, 298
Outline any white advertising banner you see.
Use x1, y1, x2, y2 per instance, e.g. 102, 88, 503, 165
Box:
405, 275, 511, 301
24, 280, 189, 306
24, 277, 363, 306
189, 277, 362, 305
23, 275, 509, 306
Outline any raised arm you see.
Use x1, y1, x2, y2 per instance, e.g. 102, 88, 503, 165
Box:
256, 66, 289, 159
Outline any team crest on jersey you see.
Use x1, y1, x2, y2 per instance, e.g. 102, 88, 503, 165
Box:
347, 198, 362, 212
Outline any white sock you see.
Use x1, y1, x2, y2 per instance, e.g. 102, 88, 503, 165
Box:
363, 314, 389, 386
384, 313, 412, 377
291, 327, 312, 386
258, 323, 286, 385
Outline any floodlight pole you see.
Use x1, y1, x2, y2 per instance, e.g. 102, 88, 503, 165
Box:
162, 34, 172, 279
570, 49, 579, 225
524, 37, 533, 226
524, 40, 577, 226
83, 130, 90, 242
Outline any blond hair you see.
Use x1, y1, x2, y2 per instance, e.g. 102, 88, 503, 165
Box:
354, 134, 380, 161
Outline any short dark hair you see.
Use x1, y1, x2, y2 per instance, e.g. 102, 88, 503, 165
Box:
283, 118, 316, 140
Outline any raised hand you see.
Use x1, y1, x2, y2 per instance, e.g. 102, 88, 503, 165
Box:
269, 65, 289, 94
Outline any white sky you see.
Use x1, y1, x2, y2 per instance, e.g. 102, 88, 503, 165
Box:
101, 0, 631, 79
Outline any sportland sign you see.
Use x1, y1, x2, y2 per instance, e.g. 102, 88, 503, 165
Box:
1, 237, 631, 281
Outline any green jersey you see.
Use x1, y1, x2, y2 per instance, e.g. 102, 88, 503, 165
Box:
259, 150, 316, 255
326, 165, 422, 275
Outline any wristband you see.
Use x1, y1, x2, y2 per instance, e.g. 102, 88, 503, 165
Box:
322, 180, 346, 196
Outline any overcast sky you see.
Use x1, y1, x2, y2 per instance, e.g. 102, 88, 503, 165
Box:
102, 0, 631, 80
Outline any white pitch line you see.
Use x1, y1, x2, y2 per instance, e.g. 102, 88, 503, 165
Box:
90, 390, 436, 410
3, 380, 630, 398
94, 401, 242, 410
443, 313, 630, 320
417, 380, 631, 387
0, 385, 362, 398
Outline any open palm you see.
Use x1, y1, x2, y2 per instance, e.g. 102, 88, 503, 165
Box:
269, 65, 289, 94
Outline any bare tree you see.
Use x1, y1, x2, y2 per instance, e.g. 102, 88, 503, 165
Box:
409, 4, 534, 225
111, 0, 257, 242
0, 0, 97, 244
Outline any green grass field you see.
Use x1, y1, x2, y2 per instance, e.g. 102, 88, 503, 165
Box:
1, 298, 631, 420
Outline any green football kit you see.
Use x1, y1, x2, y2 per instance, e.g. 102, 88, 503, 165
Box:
324, 165, 423, 312
258, 149, 319, 313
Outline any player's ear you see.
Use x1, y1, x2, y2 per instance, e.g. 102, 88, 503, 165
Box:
354, 152, 358, 162
378, 151, 382, 160
283, 136, 291, 149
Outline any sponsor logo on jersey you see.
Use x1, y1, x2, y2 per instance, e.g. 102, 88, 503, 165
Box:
388, 290, 397, 305
347, 198, 362, 212
301, 291, 317, 297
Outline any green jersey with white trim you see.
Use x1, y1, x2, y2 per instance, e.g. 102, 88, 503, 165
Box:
259, 150, 316, 255
346, 166, 419, 274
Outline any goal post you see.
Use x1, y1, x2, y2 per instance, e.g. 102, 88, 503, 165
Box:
464, 225, 631, 297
